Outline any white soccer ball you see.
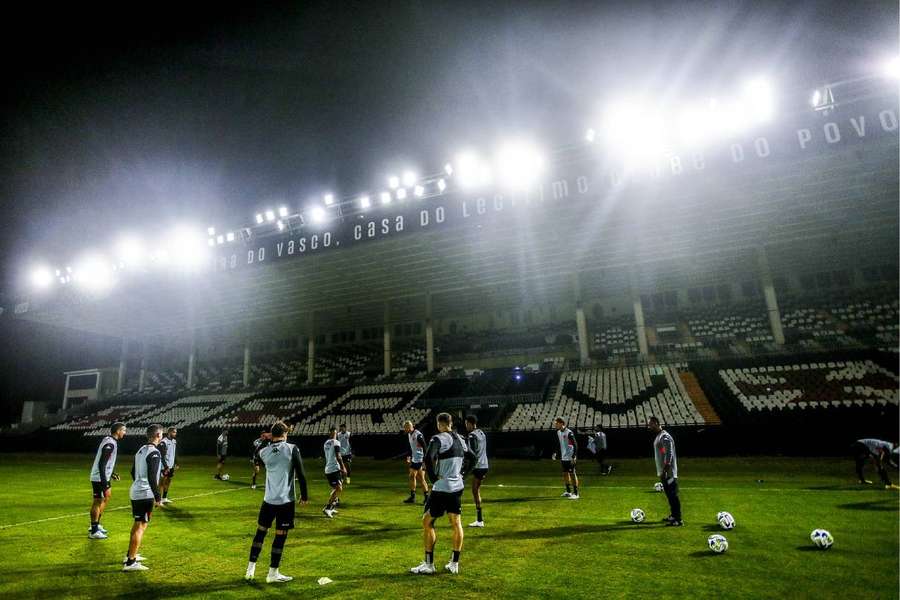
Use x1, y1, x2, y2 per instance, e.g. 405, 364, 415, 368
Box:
654, 482, 664, 492
221, 474, 230, 481
630, 508, 645, 523
717, 511, 736, 530
810, 529, 834, 550
708, 534, 729, 554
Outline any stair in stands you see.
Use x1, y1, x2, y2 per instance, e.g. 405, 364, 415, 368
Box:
679, 371, 721, 425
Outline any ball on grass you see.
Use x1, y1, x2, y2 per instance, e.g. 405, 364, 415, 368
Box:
810, 529, 834, 550
708, 534, 729, 553
630, 508, 645, 523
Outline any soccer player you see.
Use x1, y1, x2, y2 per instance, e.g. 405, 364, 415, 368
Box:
410, 412, 475, 575
465, 415, 488, 527
553, 417, 579, 499
851, 438, 899, 489
250, 429, 272, 489
337, 423, 352, 484
245, 421, 309, 584
403, 420, 430, 504
322, 425, 347, 518
157, 427, 178, 504
590, 427, 610, 475
88, 422, 126, 539
215, 428, 229, 480
123, 424, 164, 571
648, 416, 683, 526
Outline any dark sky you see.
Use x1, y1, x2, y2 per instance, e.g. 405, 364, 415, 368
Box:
0, 0, 895, 294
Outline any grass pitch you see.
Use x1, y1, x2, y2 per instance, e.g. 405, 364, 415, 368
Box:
0, 453, 896, 599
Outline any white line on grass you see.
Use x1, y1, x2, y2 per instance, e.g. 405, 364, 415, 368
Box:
0, 485, 249, 531
484, 484, 839, 492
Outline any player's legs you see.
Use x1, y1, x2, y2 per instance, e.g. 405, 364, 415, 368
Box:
251, 463, 260, 487
876, 461, 893, 486
408, 468, 417, 492
417, 469, 430, 495
662, 478, 683, 523
216, 458, 225, 477
472, 477, 482, 518
571, 468, 580, 497
127, 521, 147, 561
324, 478, 342, 515
342, 456, 351, 483
422, 513, 437, 554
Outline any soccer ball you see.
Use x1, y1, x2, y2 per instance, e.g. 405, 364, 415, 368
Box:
221, 474, 230, 481
716, 511, 735, 530
654, 482, 664, 492
810, 529, 834, 550
708, 534, 729, 554
630, 508, 645, 523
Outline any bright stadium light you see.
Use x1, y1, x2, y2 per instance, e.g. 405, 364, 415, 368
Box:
387, 175, 400, 189
396, 188, 407, 200
226, 231, 235, 242
401, 170, 417, 187
207, 239, 215, 247
30, 266, 54, 290
276, 220, 285, 231
72, 254, 115, 293
323, 193, 335, 206
255, 213, 264, 224
740, 78, 775, 123
278, 206, 289, 218
413, 184, 425, 197
437, 178, 447, 192
443, 162, 453, 176
601, 100, 667, 160
167, 227, 209, 270
380, 191, 392, 205
884, 56, 900, 79
114, 235, 144, 267
217, 235, 225, 244
585, 128, 596, 143
309, 206, 326, 224
265, 210, 276, 222
359, 195, 371, 209
495, 139, 544, 189
207, 226, 215, 236
455, 151, 491, 189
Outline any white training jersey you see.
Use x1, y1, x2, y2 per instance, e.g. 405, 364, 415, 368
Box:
323, 438, 342, 474
160, 437, 177, 469
337, 431, 352, 455
557, 428, 576, 461
89, 436, 118, 483
467, 429, 489, 470
430, 432, 468, 493
653, 430, 678, 480
129, 444, 162, 501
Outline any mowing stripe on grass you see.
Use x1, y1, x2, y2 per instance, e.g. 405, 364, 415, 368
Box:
0, 485, 250, 530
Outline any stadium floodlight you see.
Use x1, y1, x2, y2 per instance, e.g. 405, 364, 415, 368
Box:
396, 187, 407, 200
413, 184, 425, 197
387, 175, 400, 189
495, 139, 544, 189
585, 128, 596, 143
265, 210, 276, 222
379, 191, 392, 205
217, 235, 225, 244
437, 178, 447, 192
741, 78, 775, 123
167, 227, 209, 270
444, 162, 453, 176
278, 206, 289, 218
810, 86, 835, 113
207, 239, 215, 247
59, 277, 66, 284
30, 266, 54, 290
455, 151, 492, 189
55, 269, 61, 277
66, 266, 72, 273
309, 206, 327, 224
114, 235, 145, 268
359, 195, 371, 209
72, 254, 115, 293
884, 56, 900, 79
226, 231, 235, 242
207, 226, 215, 236
401, 170, 417, 187
276, 220, 285, 231
602, 100, 667, 160
255, 213, 264, 224
323, 193, 335, 206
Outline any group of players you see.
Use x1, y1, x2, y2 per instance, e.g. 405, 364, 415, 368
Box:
87, 411, 896, 580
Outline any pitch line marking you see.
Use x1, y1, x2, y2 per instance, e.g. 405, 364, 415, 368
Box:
0, 485, 249, 531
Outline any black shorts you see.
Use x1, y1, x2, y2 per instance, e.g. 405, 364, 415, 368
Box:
91, 481, 109, 499
258, 501, 296, 530
409, 462, 423, 471
326, 470, 343, 487
341, 454, 352, 464
131, 498, 155, 523
561, 460, 576, 473
426, 490, 463, 519
472, 468, 489, 481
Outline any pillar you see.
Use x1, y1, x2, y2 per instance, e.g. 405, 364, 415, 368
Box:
187, 336, 197, 389
307, 312, 316, 384
633, 296, 649, 357
425, 293, 435, 372
757, 247, 785, 346
573, 273, 590, 366
138, 342, 148, 392
243, 343, 251, 387
116, 338, 128, 393
383, 302, 392, 377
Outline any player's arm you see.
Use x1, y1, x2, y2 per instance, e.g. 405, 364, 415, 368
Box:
424, 437, 440, 484
660, 436, 673, 480
461, 436, 476, 477
336, 449, 346, 473
147, 453, 162, 504
291, 446, 309, 503
156, 443, 168, 475
97, 443, 114, 490
568, 431, 578, 462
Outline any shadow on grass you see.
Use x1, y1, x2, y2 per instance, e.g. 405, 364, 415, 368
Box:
483, 496, 560, 504
701, 524, 724, 532
836, 499, 898, 512
158, 506, 196, 521
802, 485, 878, 492
689, 550, 728, 558
478, 520, 665, 540
795, 545, 835, 553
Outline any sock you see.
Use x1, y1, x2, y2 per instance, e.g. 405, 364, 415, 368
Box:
565, 484, 571, 493
425, 551, 434, 565
476, 507, 483, 522
249, 529, 267, 563
325, 502, 333, 511
410, 490, 416, 497
573, 485, 579, 495
270, 533, 288, 569
251, 475, 256, 485
452, 550, 461, 563
163, 490, 169, 499
91, 521, 99, 533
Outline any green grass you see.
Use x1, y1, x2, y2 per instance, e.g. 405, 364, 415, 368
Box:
0, 454, 896, 599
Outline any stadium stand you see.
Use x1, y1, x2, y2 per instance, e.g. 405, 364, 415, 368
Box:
294, 382, 433, 435
129, 393, 251, 429
51, 404, 157, 435
202, 393, 333, 430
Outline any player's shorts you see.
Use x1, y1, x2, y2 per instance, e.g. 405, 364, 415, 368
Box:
131, 498, 155, 523
426, 490, 463, 518
326, 470, 343, 487
341, 454, 353, 464
258, 501, 296, 530
471, 468, 489, 480
409, 462, 423, 471
561, 460, 576, 473
91, 481, 109, 499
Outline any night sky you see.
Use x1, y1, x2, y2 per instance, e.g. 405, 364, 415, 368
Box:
0, 1, 896, 423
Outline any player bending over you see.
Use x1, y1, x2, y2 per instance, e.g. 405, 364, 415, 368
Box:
245, 421, 309, 584
89, 422, 126, 539
250, 429, 272, 489
322, 425, 347, 518
337, 423, 353, 484
157, 427, 178, 504
465, 415, 489, 527
410, 412, 475, 575
403, 420, 430, 504
123, 424, 164, 571
554, 417, 579, 499
852, 438, 899, 490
